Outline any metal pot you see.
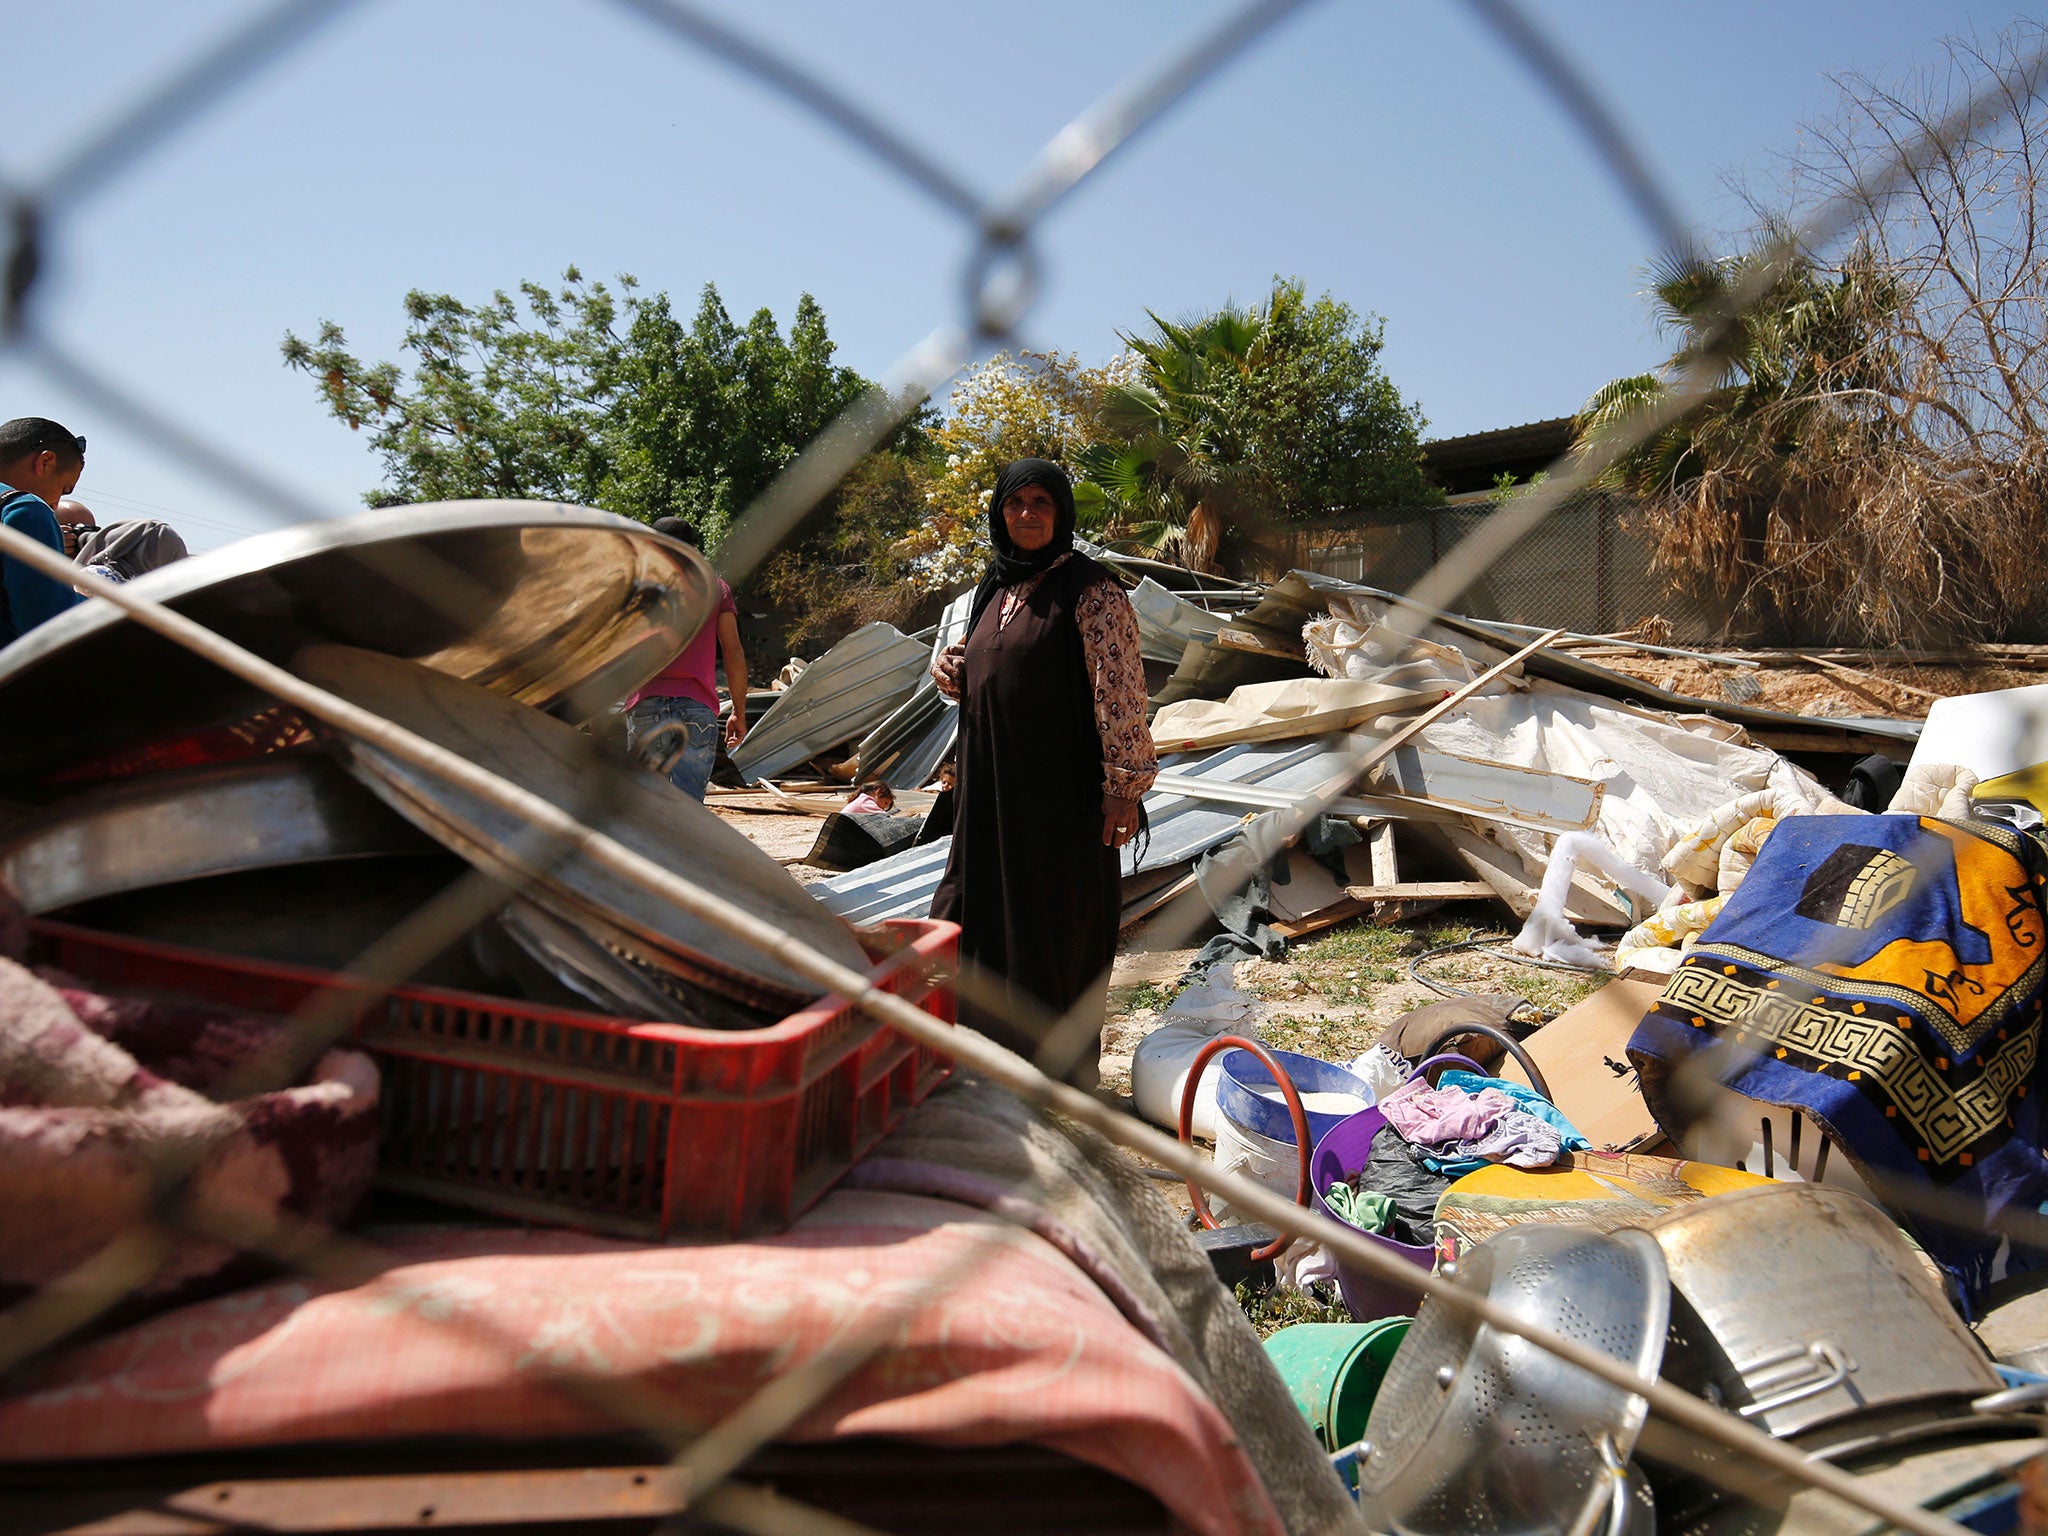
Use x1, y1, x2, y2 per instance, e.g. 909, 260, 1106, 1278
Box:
1642, 1183, 2000, 1439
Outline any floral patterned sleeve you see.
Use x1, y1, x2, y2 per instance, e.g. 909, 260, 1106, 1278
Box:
1074, 578, 1158, 801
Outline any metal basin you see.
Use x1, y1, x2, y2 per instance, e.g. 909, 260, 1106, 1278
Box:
0, 501, 716, 793
1643, 1183, 1999, 1439
295, 643, 870, 1010
0, 755, 432, 913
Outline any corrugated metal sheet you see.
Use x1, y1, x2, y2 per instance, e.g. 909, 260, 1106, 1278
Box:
731, 622, 930, 783
1129, 578, 1224, 665
813, 731, 1365, 923
854, 591, 974, 790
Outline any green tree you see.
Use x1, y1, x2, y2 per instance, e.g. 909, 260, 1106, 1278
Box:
282, 269, 876, 546
1076, 279, 1436, 562
758, 450, 936, 649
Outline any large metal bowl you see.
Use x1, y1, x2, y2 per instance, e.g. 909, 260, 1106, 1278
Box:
294, 643, 870, 1010
1643, 1182, 2000, 1440
0, 501, 716, 794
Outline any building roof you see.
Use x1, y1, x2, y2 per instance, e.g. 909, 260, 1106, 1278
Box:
1421, 416, 1576, 494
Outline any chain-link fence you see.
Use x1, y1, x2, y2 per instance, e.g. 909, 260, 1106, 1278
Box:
2, 3, 2046, 1535
1283, 492, 1735, 643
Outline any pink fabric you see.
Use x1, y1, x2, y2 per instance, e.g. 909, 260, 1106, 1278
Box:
0, 959, 378, 1313
1379, 1078, 1519, 1144
0, 1191, 1283, 1536
843, 792, 890, 816
633, 577, 735, 709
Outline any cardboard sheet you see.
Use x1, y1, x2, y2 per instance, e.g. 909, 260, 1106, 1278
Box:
1510, 978, 1665, 1152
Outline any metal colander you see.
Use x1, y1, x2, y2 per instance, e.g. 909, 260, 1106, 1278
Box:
1355, 1224, 1671, 1536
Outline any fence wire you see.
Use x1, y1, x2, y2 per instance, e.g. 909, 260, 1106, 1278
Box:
2, 4, 2046, 1536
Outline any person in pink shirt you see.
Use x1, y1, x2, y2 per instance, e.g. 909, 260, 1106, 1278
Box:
843, 779, 896, 817
627, 517, 749, 800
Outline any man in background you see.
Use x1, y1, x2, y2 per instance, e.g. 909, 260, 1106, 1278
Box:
64, 499, 188, 584
625, 516, 750, 800
0, 418, 87, 645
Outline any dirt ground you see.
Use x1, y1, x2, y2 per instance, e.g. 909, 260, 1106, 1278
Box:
1098, 904, 1606, 1106
709, 807, 837, 883
1589, 651, 2043, 720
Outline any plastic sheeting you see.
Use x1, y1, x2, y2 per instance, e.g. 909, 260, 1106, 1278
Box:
1305, 591, 1837, 894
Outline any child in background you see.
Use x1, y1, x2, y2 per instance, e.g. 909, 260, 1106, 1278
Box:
844, 779, 896, 817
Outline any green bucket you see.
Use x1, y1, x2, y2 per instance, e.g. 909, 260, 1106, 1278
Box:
1262, 1318, 1411, 1452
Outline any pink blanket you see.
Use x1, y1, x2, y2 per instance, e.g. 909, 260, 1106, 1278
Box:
0, 1192, 1285, 1536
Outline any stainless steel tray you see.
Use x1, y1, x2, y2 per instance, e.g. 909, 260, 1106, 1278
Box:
294, 643, 870, 1009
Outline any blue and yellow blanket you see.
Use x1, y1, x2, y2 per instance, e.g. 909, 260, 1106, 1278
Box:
1628, 814, 2048, 1297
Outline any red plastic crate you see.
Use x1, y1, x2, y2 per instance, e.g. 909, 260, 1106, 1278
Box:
28, 917, 958, 1240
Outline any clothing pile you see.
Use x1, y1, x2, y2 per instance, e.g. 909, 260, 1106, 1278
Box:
1322, 1068, 1590, 1243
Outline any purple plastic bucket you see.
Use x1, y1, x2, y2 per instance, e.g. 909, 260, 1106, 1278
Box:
1311, 1106, 1436, 1322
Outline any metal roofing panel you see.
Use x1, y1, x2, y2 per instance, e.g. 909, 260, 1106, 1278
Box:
1130, 577, 1224, 665
813, 730, 1366, 922
852, 591, 972, 790
731, 622, 930, 783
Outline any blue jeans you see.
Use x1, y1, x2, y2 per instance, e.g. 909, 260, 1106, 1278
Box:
628, 694, 720, 801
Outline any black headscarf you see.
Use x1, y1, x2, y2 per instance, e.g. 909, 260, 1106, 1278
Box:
966, 458, 1077, 634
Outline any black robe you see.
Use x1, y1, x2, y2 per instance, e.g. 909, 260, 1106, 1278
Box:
932, 554, 1120, 1086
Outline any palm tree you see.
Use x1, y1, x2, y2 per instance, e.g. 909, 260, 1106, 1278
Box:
1075, 284, 1303, 564
1573, 238, 1912, 599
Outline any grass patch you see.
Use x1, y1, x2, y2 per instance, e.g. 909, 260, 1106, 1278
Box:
1107, 980, 1177, 1018
1277, 915, 1490, 1005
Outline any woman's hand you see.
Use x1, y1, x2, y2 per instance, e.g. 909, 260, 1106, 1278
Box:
932, 643, 967, 700
1103, 794, 1141, 848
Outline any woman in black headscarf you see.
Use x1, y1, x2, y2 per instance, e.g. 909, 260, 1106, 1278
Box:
930, 459, 1157, 1088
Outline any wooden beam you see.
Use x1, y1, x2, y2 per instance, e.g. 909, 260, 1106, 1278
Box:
1210, 626, 1306, 662
1368, 819, 1399, 889
1343, 880, 1499, 901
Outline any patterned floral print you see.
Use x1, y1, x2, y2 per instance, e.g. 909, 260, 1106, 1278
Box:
1071, 576, 1158, 802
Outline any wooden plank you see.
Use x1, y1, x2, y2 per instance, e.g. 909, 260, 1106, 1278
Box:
1368, 819, 1398, 889
1270, 897, 1367, 938
1210, 626, 1306, 662
1433, 822, 1631, 925
1343, 880, 1497, 900
1119, 867, 1199, 928
1270, 889, 1488, 939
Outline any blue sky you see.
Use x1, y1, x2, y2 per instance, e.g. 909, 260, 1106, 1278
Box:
1, 0, 2038, 549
